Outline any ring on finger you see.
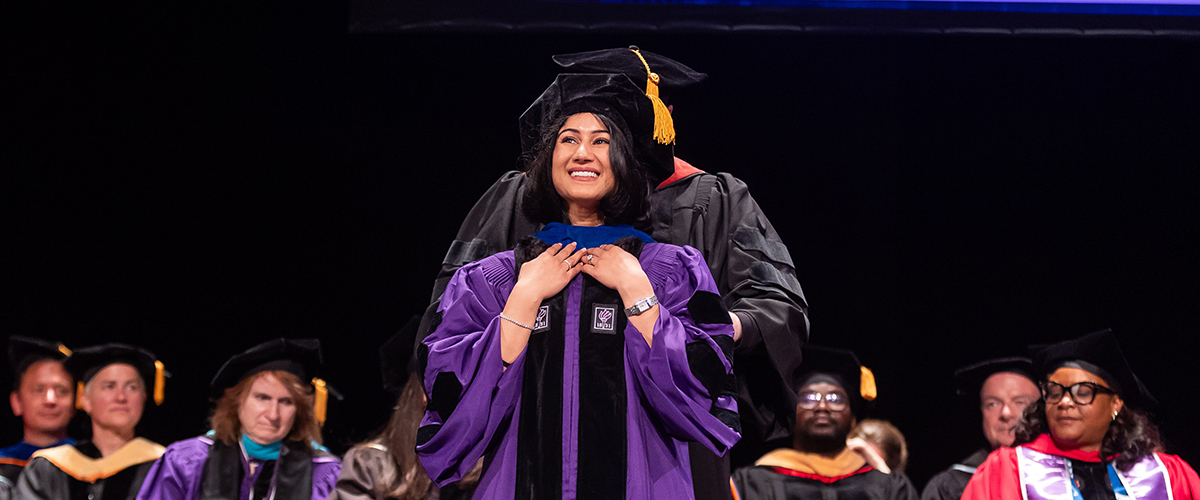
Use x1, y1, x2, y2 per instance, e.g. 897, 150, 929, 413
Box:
585, 255, 595, 262
562, 259, 571, 266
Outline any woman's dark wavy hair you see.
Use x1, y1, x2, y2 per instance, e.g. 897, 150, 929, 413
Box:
520, 110, 651, 226
1012, 397, 1163, 470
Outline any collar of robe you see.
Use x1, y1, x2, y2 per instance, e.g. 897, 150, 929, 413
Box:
755, 447, 869, 478
27, 438, 164, 483
533, 222, 654, 249
1025, 433, 1117, 463
241, 434, 282, 461
201, 437, 313, 500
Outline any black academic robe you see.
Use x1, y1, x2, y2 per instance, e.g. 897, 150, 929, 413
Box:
15, 439, 161, 500
417, 161, 809, 500
920, 449, 989, 500
732, 465, 919, 500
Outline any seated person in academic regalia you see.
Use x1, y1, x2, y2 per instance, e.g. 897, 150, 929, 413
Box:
15, 343, 168, 500
920, 357, 1039, 500
331, 319, 477, 500
732, 346, 917, 500
847, 419, 909, 476
136, 338, 341, 500
1, 337, 77, 494
962, 329, 1200, 500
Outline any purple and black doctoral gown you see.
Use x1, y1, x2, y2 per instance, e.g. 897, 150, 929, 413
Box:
416, 235, 742, 500
134, 436, 341, 500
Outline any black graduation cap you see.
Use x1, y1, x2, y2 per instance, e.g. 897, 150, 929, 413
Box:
1032, 328, 1156, 409
953, 356, 1038, 400
209, 338, 337, 425
551, 46, 708, 104
793, 345, 878, 417
380, 316, 420, 395
520, 47, 688, 183
64, 343, 166, 406
8, 335, 72, 379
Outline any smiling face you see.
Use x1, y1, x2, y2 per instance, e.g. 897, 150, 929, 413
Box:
794, 382, 856, 453
980, 372, 1040, 449
10, 359, 74, 435
81, 363, 145, 434
238, 372, 298, 445
1045, 367, 1123, 452
551, 113, 616, 223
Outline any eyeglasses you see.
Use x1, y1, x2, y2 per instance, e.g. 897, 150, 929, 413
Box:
798, 391, 848, 411
1042, 381, 1117, 405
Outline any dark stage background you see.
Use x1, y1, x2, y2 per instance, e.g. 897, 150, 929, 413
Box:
7, 1, 1199, 489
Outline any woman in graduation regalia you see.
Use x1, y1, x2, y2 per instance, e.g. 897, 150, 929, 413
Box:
962, 329, 1200, 500
135, 339, 341, 500
419, 48, 808, 500
15, 343, 168, 500
331, 320, 478, 500
416, 57, 742, 500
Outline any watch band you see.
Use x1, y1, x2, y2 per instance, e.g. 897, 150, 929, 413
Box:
624, 295, 659, 317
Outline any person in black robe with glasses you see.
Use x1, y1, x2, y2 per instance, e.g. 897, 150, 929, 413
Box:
731, 346, 917, 500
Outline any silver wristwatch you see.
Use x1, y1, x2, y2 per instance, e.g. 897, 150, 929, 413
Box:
624, 295, 659, 316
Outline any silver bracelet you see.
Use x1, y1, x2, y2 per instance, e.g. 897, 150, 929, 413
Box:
624, 295, 659, 316
499, 313, 534, 330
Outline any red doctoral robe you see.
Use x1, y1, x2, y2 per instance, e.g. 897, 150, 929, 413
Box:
962, 434, 1200, 500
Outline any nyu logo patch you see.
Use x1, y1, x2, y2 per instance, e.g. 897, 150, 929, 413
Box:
592, 304, 617, 334
532, 305, 550, 333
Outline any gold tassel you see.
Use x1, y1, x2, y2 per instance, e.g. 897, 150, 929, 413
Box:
76, 381, 85, 410
629, 48, 675, 145
154, 361, 165, 406
57, 344, 72, 357
312, 378, 328, 427
860, 366, 878, 402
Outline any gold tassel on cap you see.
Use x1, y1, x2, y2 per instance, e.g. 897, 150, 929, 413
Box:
860, 366, 878, 402
58, 344, 72, 357
312, 378, 328, 426
76, 381, 85, 410
153, 361, 166, 406
629, 47, 675, 145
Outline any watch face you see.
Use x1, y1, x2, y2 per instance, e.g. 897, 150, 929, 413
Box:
625, 295, 657, 316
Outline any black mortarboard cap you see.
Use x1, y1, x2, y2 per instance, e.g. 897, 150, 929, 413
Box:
209, 338, 323, 397
65, 343, 166, 406
8, 335, 72, 379
794, 345, 877, 417
380, 316, 420, 394
1032, 328, 1156, 409
209, 338, 338, 425
520, 47, 687, 183
551, 46, 708, 104
953, 356, 1037, 400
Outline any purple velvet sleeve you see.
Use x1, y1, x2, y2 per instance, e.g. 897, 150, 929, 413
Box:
135, 437, 210, 500
416, 252, 526, 487
312, 456, 342, 500
626, 243, 741, 455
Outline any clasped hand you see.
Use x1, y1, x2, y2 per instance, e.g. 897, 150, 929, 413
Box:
514, 242, 651, 302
